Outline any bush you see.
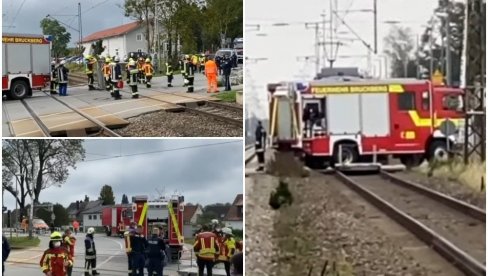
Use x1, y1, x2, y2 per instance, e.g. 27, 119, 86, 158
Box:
7, 236, 41, 248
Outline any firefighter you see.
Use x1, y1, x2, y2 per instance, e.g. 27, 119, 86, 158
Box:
255, 121, 267, 171
63, 229, 76, 276
199, 54, 206, 73
216, 227, 235, 276
57, 60, 69, 96
205, 56, 219, 93
137, 57, 145, 84
40, 232, 73, 276
84, 227, 99, 276
222, 55, 232, 91
103, 58, 112, 92
179, 57, 187, 85
231, 252, 243, 276
110, 56, 123, 100
143, 58, 154, 88
124, 223, 136, 276
192, 54, 199, 72
185, 55, 195, 93
165, 62, 173, 87
126, 58, 134, 84
85, 55, 97, 90
215, 55, 222, 75
50, 60, 58, 95
146, 227, 167, 276
131, 225, 148, 276
128, 59, 139, 99
194, 224, 219, 276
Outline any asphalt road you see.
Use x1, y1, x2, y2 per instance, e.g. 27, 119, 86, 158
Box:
4, 233, 222, 276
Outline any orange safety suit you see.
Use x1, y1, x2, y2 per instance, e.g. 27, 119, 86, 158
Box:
193, 231, 219, 261
103, 63, 112, 79
40, 247, 73, 276
143, 63, 154, 77
204, 60, 218, 93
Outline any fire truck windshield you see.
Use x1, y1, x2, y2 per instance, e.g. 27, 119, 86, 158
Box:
442, 94, 463, 112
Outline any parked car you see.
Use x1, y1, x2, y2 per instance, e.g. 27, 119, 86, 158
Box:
235, 48, 243, 64
127, 51, 148, 61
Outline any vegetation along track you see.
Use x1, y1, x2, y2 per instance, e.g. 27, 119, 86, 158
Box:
334, 170, 486, 276
119, 88, 243, 127
41, 92, 121, 137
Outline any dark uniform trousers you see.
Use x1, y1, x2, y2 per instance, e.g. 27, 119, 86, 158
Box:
131, 252, 145, 276
197, 258, 214, 276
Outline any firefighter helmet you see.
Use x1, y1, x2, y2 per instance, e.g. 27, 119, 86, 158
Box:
105, 58, 111, 63
184, 54, 189, 59
222, 227, 233, 235
145, 58, 151, 63
129, 60, 136, 66
114, 56, 120, 62
60, 60, 66, 65
211, 219, 219, 225
50, 231, 63, 241
87, 227, 95, 234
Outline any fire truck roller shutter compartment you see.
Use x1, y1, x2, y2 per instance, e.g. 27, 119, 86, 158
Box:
32, 44, 51, 75
8, 44, 30, 74
276, 96, 294, 141
360, 93, 390, 136
111, 208, 117, 229
327, 94, 361, 134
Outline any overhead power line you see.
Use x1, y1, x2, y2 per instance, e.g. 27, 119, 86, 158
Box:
83, 141, 241, 162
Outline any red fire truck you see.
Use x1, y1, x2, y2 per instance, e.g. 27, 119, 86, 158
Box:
268, 76, 465, 168
131, 194, 185, 260
102, 204, 132, 237
2, 33, 52, 100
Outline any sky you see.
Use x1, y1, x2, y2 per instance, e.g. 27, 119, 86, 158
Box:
2, 0, 130, 46
245, 0, 439, 119
2, 139, 243, 210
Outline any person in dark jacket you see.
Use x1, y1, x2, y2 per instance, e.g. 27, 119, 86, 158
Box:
215, 55, 222, 75
222, 56, 232, 91
131, 225, 148, 276
231, 53, 238, 68
3, 235, 10, 274
50, 60, 58, 94
185, 56, 196, 93
57, 60, 70, 96
255, 121, 267, 171
84, 227, 99, 276
146, 227, 167, 276
110, 57, 123, 100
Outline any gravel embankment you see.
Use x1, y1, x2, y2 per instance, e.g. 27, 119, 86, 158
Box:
114, 110, 242, 137
395, 170, 486, 209
246, 171, 460, 275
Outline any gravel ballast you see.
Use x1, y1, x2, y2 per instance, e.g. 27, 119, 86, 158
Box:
114, 110, 242, 137
246, 171, 462, 275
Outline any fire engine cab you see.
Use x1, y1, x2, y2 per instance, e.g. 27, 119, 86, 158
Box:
268, 73, 465, 168
132, 194, 185, 261
2, 33, 52, 100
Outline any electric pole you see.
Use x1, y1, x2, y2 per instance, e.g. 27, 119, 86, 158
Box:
305, 22, 321, 76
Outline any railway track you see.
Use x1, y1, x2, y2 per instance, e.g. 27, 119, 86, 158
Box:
119, 88, 243, 127
245, 145, 256, 164
15, 92, 122, 137
333, 170, 486, 276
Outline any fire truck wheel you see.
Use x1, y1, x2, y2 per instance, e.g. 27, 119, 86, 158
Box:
428, 140, 449, 163
400, 154, 423, 169
334, 143, 358, 164
10, 80, 29, 100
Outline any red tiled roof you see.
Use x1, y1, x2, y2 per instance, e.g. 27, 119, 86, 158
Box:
183, 205, 199, 224
224, 194, 243, 221
82, 21, 141, 43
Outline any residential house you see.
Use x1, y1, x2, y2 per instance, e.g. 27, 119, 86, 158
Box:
66, 200, 103, 230
81, 21, 149, 60
80, 200, 105, 232
222, 194, 243, 230
182, 204, 203, 238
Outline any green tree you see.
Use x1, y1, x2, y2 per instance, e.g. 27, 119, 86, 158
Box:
196, 210, 217, 226
383, 25, 416, 78
53, 204, 69, 227
36, 207, 52, 225
40, 18, 71, 58
204, 0, 242, 48
99, 185, 115, 205
84, 195, 90, 203
3, 140, 85, 237
121, 194, 129, 204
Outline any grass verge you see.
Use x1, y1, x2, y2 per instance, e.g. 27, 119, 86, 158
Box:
8, 236, 41, 249
213, 91, 236, 102
415, 158, 486, 192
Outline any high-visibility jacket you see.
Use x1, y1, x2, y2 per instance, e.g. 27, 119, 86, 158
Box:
103, 64, 111, 78
205, 60, 217, 75
137, 61, 145, 71
217, 237, 235, 262
166, 63, 173, 76
124, 229, 134, 254
85, 58, 96, 74
192, 55, 198, 65
56, 66, 69, 84
110, 62, 122, 81
62, 234, 76, 258
84, 235, 96, 260
193, 231, 219, 261
40, 247, 73, 276
143, 63, 154, 76
199, 56, 205, 66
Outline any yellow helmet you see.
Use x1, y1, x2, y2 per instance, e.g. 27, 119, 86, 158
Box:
50, 231, 63, 241
105, 58, 111, 63
129, 58, 134, 63
129, 60, 136, 66
145, 58, 151, 63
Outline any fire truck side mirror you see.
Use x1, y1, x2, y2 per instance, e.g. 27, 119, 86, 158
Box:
179, 205, 184, 212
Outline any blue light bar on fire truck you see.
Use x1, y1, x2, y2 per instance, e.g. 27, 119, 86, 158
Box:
294, 82, 310, 93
